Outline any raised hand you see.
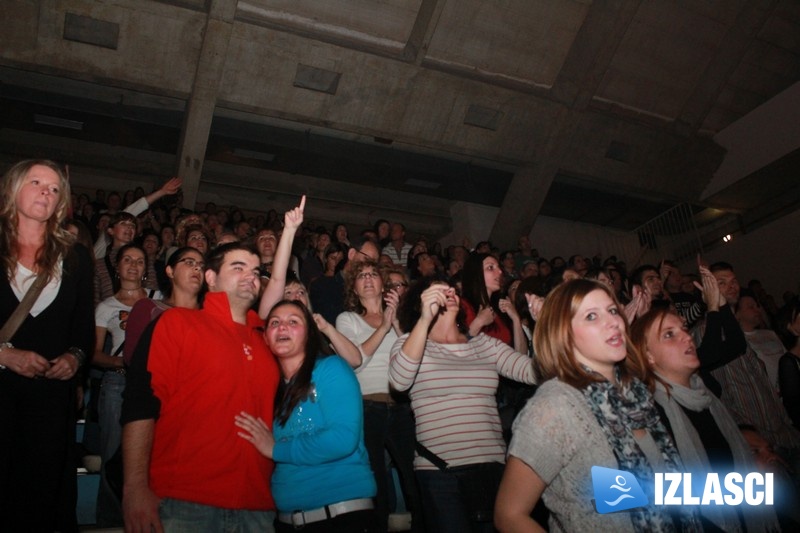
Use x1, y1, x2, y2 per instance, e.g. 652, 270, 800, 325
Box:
498, 297, 519, 322
625, 285, 651, 323
313, 313, 331, 334
284, 195, 305, 231
159, 177, 182, 196
694, 265, 724, 311
474, 304, 495, 329
420, 285, 447, 322
382, 289, 400, 328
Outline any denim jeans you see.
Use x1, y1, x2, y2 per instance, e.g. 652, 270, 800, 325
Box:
95, 371, 126, 526
362, 400, 424, 533
416, 469, 496, 533
160, 498, 275, 533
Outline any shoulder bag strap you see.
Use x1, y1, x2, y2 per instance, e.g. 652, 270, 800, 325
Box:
415, 441, 450, 471
0, 270, 49, 343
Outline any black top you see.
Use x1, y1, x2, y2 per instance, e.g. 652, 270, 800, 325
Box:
697, 305, 747, 397
0, 244, 94, 361
655, 401, 734, 472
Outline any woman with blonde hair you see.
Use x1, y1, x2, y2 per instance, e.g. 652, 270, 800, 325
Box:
0, 159, 94, 531
495, 279, 698, 533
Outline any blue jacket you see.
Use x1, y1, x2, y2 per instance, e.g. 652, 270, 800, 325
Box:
272, 355, 376, 511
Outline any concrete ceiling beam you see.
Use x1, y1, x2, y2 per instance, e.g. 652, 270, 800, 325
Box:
176, 0, 237, 209
675, 0, 778, 137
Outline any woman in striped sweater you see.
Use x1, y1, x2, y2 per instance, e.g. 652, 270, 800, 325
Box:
389, 278, 536, 533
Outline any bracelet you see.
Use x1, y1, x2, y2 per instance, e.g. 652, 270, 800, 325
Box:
67, 346, 88, 367
0, 342, 13, 371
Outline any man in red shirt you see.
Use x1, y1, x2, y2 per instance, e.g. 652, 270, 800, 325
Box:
121, 243, 279, 532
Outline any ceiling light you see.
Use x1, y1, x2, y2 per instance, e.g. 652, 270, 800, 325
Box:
722, 234, 732, 243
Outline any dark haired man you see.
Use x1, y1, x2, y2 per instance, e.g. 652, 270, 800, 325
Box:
709, 262, 800, 471
121, 243, 279, 532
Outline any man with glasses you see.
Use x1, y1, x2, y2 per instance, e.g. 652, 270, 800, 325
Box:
121, 243, 280, 532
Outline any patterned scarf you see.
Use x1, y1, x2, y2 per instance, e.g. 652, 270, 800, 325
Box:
581, 367, 701, 533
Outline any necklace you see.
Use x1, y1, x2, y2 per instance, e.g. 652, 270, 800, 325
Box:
121, 287, 142, 297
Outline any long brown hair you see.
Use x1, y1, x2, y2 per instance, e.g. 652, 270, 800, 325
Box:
533, 278, 650, 389
0, 159, 73, 283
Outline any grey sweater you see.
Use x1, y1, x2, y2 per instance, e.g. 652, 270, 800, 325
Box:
509, 379, 636, 533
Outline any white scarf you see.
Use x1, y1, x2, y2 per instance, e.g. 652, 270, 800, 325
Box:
654, 373, 780, 532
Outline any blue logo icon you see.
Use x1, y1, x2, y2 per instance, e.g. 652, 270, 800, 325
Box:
591, 466, 648, 514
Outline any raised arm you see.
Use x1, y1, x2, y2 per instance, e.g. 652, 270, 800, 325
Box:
400, 285, 444, 361
314, 313, 362, 368
139, 177, 182, 211
695, 266, 746, 370
499, 296, 528, 355
258, 196, 305, 319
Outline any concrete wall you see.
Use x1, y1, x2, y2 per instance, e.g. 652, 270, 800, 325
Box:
704, 207, 800, 301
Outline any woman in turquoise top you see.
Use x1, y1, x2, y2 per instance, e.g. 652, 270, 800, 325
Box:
236, 300, 378, 532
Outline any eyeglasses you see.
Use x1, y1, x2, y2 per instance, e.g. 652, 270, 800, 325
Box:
176, 258, 205, 270
386, 282, 408, 289
356, 271, 380, 280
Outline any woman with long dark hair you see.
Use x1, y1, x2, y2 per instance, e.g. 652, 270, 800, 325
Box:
0, 159, 94, 531
461, 253, 526, 354
236, 300, 377, 532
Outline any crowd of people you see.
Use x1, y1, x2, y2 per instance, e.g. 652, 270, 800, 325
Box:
1, 158, 799, 532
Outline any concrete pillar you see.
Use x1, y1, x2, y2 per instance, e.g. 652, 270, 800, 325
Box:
176, 0, 237, 210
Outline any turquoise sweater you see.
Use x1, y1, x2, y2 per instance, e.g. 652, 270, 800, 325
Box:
272, 355, 376, 511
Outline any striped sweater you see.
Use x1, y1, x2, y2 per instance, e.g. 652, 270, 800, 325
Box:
389, 333, 535, 469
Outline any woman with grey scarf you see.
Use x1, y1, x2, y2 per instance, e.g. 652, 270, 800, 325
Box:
631, 307, 780, 533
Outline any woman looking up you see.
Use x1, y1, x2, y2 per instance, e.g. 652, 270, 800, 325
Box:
0, 159, 94, 532
390, 278, 535, 532
236, 300, 377, 532
461, 253, 526, 354
630, 308, 779, 532
495, 279, 699, 533
336, 260, 422, 533
122, 246, 204, 366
